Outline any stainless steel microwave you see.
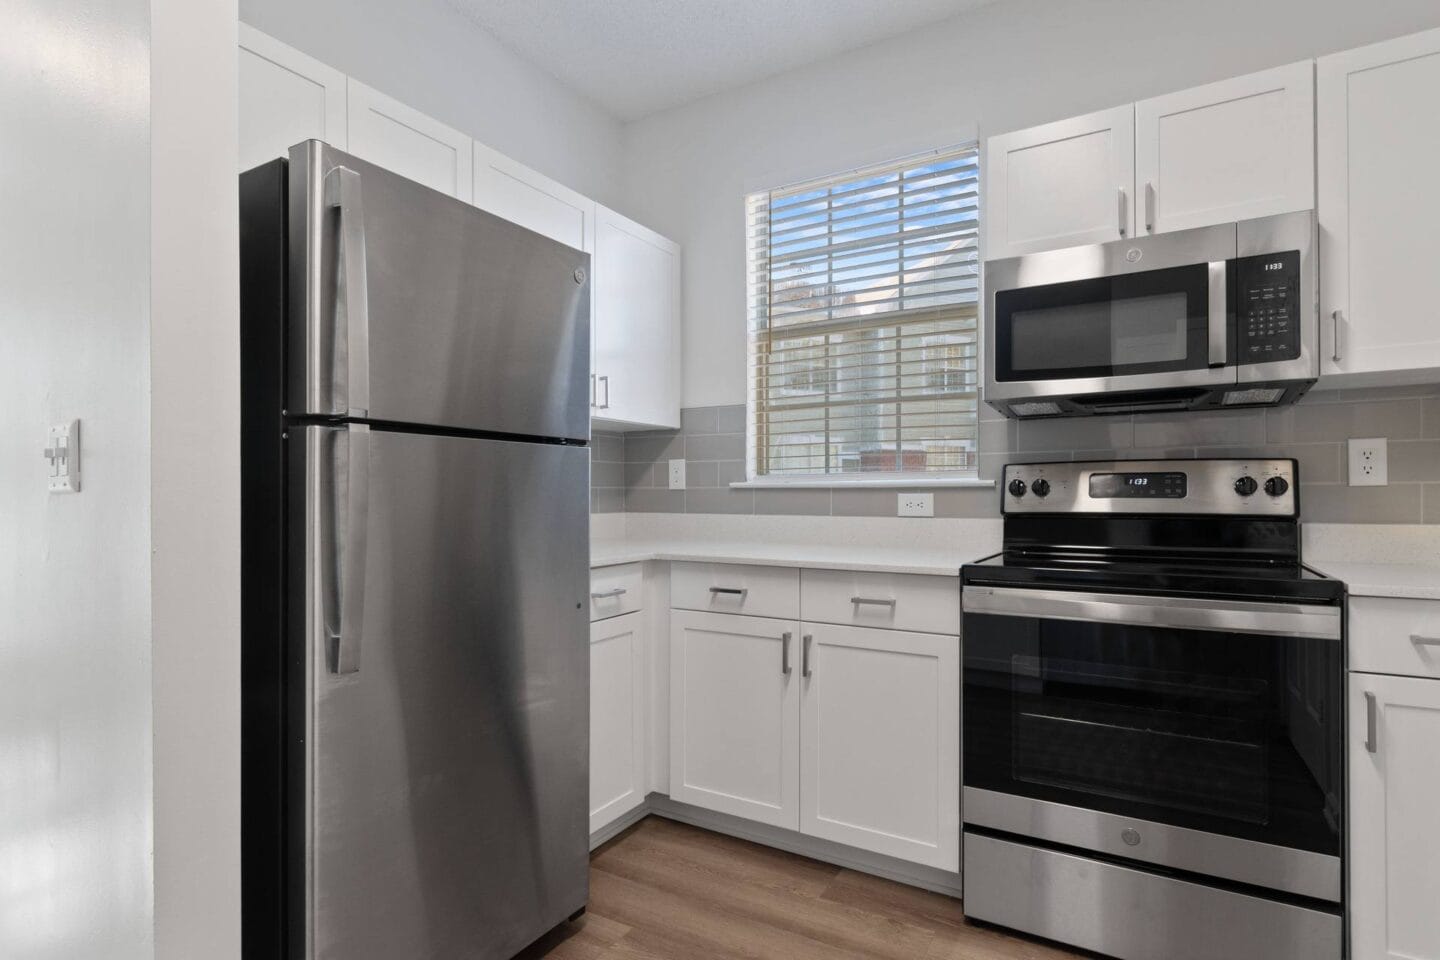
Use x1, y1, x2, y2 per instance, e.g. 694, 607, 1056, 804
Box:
983, 210, 1317, 418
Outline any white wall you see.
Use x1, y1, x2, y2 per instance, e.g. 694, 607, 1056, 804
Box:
621, 0, 1440, 408
0, 1, 154, 958
150, 0, 241, 956
239, 0, 625, 207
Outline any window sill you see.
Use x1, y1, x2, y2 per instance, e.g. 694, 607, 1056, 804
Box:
730, 476, 996, 490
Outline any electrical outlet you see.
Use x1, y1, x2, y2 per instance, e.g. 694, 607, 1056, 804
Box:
1348, 438, 1388, 487
668, 458, 686, 490
898, 492, 934, 517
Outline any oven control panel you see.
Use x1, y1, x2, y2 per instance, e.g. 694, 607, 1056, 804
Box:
1003, 459, 1297, 516
1233, 251, 1301, 365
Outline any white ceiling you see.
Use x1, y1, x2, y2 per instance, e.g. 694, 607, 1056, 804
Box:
446, 0, 997, 121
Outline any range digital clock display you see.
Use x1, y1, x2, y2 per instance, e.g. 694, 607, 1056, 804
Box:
1089, 472, 1188, 499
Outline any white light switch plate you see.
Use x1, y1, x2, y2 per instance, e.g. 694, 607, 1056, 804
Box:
898, 492, 933, 517
668, 458, 686, 490
45, 420, 80, 493
1348, 437, 1387, 487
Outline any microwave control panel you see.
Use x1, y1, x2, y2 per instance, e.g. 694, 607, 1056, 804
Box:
1234, 250, 1301, 365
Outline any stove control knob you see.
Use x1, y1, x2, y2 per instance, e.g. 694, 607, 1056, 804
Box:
1031, 479, 1051, 497
1008, 478, 1028, 498
1264, 476, 1290, 497
1234, 476, 1258, 497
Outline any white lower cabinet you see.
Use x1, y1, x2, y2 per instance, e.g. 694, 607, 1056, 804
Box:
669, 610, 800, 828
1349, 671, 1440, 960
800, 624, 960, 870
590, 610, 647, 834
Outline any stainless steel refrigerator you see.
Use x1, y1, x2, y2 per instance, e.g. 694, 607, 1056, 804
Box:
241, 141, 591, 960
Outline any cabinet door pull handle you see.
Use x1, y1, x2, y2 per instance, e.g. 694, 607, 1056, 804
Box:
590, 373, 598, 408
590, 587, 627, 599
802, 634, 813, 678
851, 597, 896, 608
1364, 691, 1377, 754
1412, 635, 1440, 647
1144, 181, 1155, 233
1331, 310, 1343, 364
781, 631, 792, 676
709, 586, 748, 599
599, 375, 611, 410
1117, 187, 1127, 237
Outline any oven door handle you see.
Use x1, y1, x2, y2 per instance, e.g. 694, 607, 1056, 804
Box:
962, 586, 1341, 640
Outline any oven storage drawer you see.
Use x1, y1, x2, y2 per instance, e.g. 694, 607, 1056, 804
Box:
1349, 596, 1440, 679
963, 833, 1342, 960
590, 563, 643, 622
801, 570, 960, 635
671, 562, 799, 620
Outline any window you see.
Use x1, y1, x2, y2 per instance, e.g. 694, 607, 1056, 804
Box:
746, 144, 980, 481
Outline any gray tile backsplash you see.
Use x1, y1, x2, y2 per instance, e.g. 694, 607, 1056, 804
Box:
598, 383, 1440, 522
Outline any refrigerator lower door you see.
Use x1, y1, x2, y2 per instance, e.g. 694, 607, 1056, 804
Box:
298, 424, 589, 960
287, 141, 591, 442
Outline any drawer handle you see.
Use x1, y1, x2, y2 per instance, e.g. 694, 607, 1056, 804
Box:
1364, 691, 1378, 754
590, 587, 627, 600
1411, 635, 1440, 647
851, 597, 896, 608
709, 587, 748, 599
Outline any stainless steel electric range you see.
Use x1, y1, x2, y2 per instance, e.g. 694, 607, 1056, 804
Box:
961, 458, 1344, 960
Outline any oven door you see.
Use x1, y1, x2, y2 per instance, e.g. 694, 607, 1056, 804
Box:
984, 221, 1236, 409
961, 585, 1343, 903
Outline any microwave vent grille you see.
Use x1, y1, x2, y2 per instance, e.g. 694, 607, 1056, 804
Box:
1222, 388, 1287, 406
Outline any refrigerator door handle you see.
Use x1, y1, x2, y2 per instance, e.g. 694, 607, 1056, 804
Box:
324, 165, 371, 418
326, 424, 370, 674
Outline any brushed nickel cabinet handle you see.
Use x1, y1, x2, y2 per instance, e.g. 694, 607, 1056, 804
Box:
590, 587, 627, 600
1118, 187, 1127, 237
1364, 691, 1377, 754
802, 634, 813, 679
1332, 310, 1343, 364
1145, 181, 1156, 233
709, 586, 748, 599
851, 597, 897, 608
1410, 635, 1440, 647
781, 631, 792, 676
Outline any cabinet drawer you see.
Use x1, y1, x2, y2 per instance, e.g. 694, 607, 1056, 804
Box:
590, 563, 643, 621
1350, 596, 1440, 679
670, 562, 799, 620
801, 569, 960, 635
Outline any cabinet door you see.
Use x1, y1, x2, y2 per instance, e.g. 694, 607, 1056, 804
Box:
346, 80, 473, 201
1136, 61, 1313, 235
590, 611, 646, 835
985, 105, 1135, 259
1318, 29, 1440, 378
472, 142, 595, 253
593, 205, 681, 430
238, 25, 346, 170
669, 610, 799, 829
1349, 672, 1440, 960
799, 624, 959, 869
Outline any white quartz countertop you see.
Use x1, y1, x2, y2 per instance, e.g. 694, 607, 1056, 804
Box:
1308, 561, 1440, 601
590, 539, 982, 577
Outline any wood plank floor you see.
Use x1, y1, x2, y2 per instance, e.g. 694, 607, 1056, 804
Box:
517, 817, 1099, 960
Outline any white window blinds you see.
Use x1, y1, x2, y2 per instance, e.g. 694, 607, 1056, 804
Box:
746, 144, 980, 479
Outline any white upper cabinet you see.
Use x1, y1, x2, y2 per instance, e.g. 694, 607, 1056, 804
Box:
985, 105, 1136, 260
1318, 28, 1440, 381
1349, 671, 1440, 960
346, 80, 473, 201
238, 25, 346, 170
1135, 61, 1314, 235
593, 205, 682, 430
472, 141, 595, 253
799, 624, 960, 870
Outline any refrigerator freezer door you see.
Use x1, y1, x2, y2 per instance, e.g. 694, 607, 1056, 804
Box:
299, 424, 589, 960
288, 140, 591, 441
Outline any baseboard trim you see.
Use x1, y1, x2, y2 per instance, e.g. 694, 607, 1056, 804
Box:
597, 793, 963, 898
589, 802, 652, 851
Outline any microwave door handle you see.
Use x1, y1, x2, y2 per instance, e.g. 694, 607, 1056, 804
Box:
1208, 261, 1228, 367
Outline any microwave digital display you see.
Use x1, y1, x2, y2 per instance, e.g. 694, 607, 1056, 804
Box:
1089, 472, 1188, 499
